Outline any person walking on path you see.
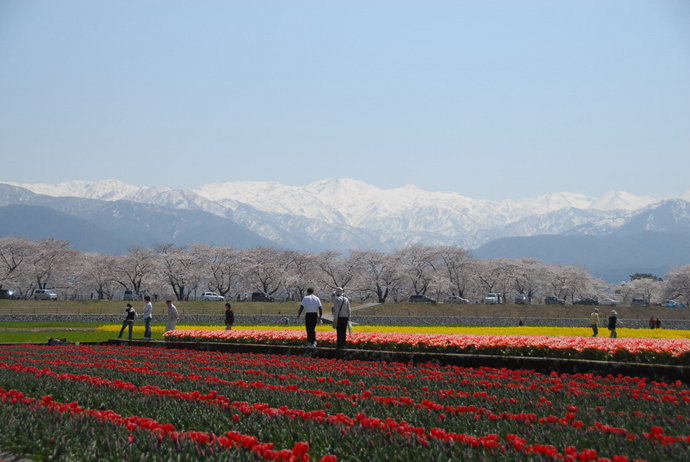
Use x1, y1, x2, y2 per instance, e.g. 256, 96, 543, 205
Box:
224, 302, 235, 330
117, 303, 137, 340
165, 300, 180, 333
655, 318, 661, 329
332, 287, 351, 349
608, 310, 622, 338
297, 288, 322, 347
588, 308, 600, 337
142, 296, 153, 339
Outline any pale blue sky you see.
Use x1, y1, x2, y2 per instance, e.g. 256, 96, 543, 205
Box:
1, 1, 689, 201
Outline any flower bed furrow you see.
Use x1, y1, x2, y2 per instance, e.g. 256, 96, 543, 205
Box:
163, 329, 690, 365
0, 387, 318, 462
1, 345, 690, 461
3, 345, 689, 420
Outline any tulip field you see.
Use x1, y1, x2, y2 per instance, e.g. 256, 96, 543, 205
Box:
1, 343, 690, 461
163, 328, 690, 366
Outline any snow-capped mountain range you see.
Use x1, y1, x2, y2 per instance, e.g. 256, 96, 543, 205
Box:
2, 177, 689, 253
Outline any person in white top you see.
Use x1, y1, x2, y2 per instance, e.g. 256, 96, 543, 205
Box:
332, 287, 351, 349
165, 300, 180, 333
297, 288, 322, 347
142, 295, 153, 339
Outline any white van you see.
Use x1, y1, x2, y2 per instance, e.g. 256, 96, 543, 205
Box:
34, 289, 58, 300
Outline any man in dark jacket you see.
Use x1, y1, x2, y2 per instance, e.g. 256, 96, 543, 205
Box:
608, 310, 621, 338
117, 303, 137, 340
225, 303, 235, 330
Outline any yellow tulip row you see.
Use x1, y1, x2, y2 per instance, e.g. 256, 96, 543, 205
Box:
96, 323, 690, 339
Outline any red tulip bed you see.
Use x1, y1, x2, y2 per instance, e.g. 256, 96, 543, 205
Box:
1, 344, 689, 461
164, 329, 690, 366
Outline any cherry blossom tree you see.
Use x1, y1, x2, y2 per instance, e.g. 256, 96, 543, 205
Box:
350, 249, 402, 303
394, 245, 441, 296
437, 246, 474, 299
23, 239, 80, 298
508, 258, 549, 303
155, 244, 205, 301
473, 258, 511, 301
316, 250, 362, 294
241, 247, 285, 296
192, 244, 244, 299
0, 236, 31, 294
78, 252, 119, 300
113, 247, 159, 297
664, 265, 690, 305
282, 250, 318, 301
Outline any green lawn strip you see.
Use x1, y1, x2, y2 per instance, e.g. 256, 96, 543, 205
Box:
0, 331, 159, 343
0, 321, 107, 328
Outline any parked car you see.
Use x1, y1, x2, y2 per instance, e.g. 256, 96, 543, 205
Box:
574, 298, 599, 306
484, 293, 500, 304
0, 289, 18, 300
515, 294, 529, 305
444, 296, 469, 304
544, 296, 566, 305
598, 298, 620, 306
251, 292, 274, 302
201, 291, 225, 301
631, 297, 649, 307
409, 295, 436, 304
123, 290, 139, 301
34, 289, 57, 300
660, 300, 687, 308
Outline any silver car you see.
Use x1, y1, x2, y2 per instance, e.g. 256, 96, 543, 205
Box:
202, 291, 225, 301
444, 296, 469, 304
34, 289, 58, 300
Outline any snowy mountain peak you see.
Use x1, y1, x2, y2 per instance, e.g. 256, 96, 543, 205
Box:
516, 192, 596, 213
593, 190, 655, 211
307, 177, 380, 195
9, 179, 145, 201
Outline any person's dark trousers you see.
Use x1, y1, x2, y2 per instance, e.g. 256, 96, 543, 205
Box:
337, 317, 349, 348
305, 312, 318, 344
144, 317, 152, 339
118, 321, 133, 340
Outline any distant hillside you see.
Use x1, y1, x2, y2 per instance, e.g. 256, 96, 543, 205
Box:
473, 231, 690, 282
0, 196, 279, 254
0, 204, 135, 254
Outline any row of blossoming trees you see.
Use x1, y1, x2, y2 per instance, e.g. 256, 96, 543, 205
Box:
0, 236, 688, 305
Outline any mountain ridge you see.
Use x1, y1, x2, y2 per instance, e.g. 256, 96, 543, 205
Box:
1, 179, 689, 282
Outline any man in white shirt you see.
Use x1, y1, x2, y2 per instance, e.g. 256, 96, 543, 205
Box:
297, 288, 322, 347
142, 295, 153, 339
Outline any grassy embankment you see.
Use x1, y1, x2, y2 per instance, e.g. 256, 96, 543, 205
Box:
0, 299, 687, 344
1, 299, 687, 319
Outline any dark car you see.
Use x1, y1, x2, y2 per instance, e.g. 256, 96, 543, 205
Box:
251, 292, 274, 302
544, 296, 566, 305
409, 295, 436, 304
574, 298, 598, 306
0, 289, 18, 300
515, 294, 529, 305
